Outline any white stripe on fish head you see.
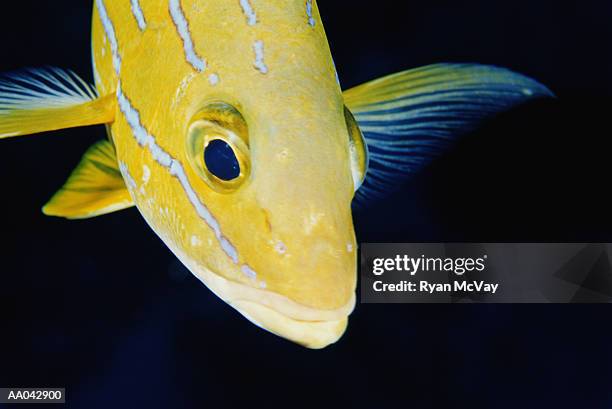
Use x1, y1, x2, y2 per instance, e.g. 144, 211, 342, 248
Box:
239, 0, 258, 26
130, 0, 147, 30
96, 0, 252, 276
169, 0, 207, 72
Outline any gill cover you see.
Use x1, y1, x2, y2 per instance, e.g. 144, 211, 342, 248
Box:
345, 107, 369, 191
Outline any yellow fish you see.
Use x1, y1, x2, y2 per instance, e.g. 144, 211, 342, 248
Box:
0, 0, 551, 348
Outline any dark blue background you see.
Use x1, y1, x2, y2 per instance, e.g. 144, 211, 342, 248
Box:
1, 1, 612, 408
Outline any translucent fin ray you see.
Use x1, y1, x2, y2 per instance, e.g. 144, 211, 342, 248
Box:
0, 67, 114, 138
343, 63, 553, 205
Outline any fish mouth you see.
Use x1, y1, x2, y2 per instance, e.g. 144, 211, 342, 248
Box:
182, 257, 355, 349
214, 275, 355, 349
155, 233, 355, 348
230, 300, 350, 349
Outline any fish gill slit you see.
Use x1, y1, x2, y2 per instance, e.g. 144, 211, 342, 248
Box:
169, 0, 207, 72
130, 0, 147, 31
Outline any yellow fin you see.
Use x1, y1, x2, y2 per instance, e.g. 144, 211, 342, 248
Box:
0, 68, 115, 138
43, 140, 134, 219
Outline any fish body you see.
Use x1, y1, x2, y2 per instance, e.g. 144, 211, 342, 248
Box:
0, 0, 552, 348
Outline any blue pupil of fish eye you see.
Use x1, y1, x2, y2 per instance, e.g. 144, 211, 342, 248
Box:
204, 139, 241, 181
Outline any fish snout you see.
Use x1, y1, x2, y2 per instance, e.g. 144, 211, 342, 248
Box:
221, 203, 356, 348
225, 183, 356, 348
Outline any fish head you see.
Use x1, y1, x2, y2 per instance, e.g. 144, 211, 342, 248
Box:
112, 0, 368, 348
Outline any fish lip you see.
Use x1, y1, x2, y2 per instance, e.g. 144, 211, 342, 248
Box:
165, 237, 356, 321
185, 258, 356, 322
229, 299, 350, 349
155, 235, 355, 346
223, 287, 355, 348
191, 260, 355, 348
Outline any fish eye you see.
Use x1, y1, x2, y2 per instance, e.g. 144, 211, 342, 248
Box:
344, 106, 369, 191
204, 139, 241, 181
187, 102, 250, 193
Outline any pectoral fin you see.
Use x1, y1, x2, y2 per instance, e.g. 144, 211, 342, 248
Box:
0, 68, 125, 218
343, 63, 553, 205
43, 140, 134, 219
0, 67, 115, 138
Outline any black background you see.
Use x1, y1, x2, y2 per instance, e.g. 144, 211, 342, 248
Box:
1, 1, 612, 408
